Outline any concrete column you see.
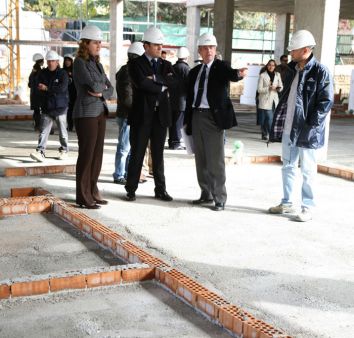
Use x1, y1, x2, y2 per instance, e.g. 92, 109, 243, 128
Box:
213, 0, 234, 63
274, 13, 291, 62
186, 5, 200, 66
294, 0, 339, 72
294, 0, 340, 160
109, 0, 124, 97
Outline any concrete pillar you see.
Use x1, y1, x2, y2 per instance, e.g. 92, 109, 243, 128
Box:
109, 0, 124, 96
186, 5, 200, 66
213, 0, 234, 63
294, 0, 340, 160
294, 0, 339, 72
274, 13, 291, 62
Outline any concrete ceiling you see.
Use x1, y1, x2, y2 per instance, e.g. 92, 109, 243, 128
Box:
232, 0, 354, 19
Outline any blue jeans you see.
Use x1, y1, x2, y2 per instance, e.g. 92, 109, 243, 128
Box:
37, 111, 68, 152
113, 117, 130, 180
281, 134, 317, 209
258, 108, 273, 137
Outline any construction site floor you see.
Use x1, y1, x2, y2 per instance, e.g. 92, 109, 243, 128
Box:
1, 104, 354, 338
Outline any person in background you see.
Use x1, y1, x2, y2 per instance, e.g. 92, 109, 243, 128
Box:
30, 50, 69, 162
28, 53, 44, 131
257, 59, 283, 140
168, 46, 190, 150
184, 33, 248, 211
73, 25, 113, 209
113, 41, 145, 185
125, 27, 177, 202
161, 50, 167, 60
63, 54, 77, 132
275, 54, 290, 84
268, 30, 334, 222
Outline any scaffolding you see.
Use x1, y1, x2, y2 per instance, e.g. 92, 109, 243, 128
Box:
0, 0, 20, 98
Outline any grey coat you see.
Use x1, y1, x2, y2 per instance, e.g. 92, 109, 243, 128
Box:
73, 57, 113, 119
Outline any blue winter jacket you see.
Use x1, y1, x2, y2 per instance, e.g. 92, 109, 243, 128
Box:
269, 54, 334, 149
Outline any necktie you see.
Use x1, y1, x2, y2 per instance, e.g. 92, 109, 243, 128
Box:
151, 59, 158, 75
194, 65, 207, 108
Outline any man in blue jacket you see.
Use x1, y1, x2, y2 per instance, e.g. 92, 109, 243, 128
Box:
268, 30, 334, 222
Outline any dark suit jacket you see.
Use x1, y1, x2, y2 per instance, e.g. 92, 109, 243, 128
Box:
185, 59, 243, 134
128, 54, 177, 127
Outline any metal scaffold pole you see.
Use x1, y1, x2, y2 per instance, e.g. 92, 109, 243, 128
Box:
0, 0, 20, 98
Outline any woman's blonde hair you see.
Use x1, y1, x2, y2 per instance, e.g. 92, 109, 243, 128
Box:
77, 39, 100, 62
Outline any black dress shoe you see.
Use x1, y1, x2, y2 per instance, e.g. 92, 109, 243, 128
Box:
213, 203, 225, 211
78, 203, 101, 209
126, 192, 136, 201
95, 199, 108, 205
192, 197, 214, 205
155, 191, 173, 201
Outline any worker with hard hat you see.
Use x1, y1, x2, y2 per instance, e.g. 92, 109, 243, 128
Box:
124, 26, 178, 202
30, 50, 69, 163
63, 54, 77, 132
113, 41, 145, 185
28, 52, 44, 130
184, 33, 248, 211
168, 46, 190, 150
268, 29, 334, 222
73, 25, 113, 209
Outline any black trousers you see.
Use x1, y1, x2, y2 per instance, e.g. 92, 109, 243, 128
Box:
168, 110, 184, 148
126, 113, 167, 194
74, 113, 106, 206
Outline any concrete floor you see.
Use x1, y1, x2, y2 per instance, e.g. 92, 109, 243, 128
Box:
0, 283, 229, 338
1, 104, 354, 337
0, 213, 123, 280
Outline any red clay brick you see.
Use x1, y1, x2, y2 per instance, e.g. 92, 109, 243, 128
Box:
268, 155, 281, 163
4, 167, 27, 177
86, 271, 121, 288
196, 291, 231, 319
317, 164, 329, 174
26, 167, 46, 176
50, 275, 86, 291
11, 280, 50, 297
121, 267, 155, 283
255, 156, 269, 163
340, 169, 354, 181
11, 187, 35, 197
0, 284, 10, 299
176, 278, 209, 306
27, 201, 52, 214
328, 167, 341, 176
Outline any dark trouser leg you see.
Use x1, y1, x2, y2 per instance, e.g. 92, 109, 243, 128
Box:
192, 110, 226, 203
125, 124, 150, 194
168, 110, 182, 148
67, 103, 74, 131
150, 116, 167, 194
91, 113, 106, 201
74, 113, 105, 206
33, 107, 41, 130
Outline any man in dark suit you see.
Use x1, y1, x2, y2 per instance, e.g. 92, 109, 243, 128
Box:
184, 33, 248, 211
125, 27, 177, 201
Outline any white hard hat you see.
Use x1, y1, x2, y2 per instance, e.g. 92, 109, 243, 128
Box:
197, 33, 217, 47
142, 27, 164, 44
45, 50, 60, 61
33, 53, 44, 62
288, 30, 316, 51
64, 53, 74, 60
128, 42, 145, 56
80, 25, 103, 41
177, 46, 190, 59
